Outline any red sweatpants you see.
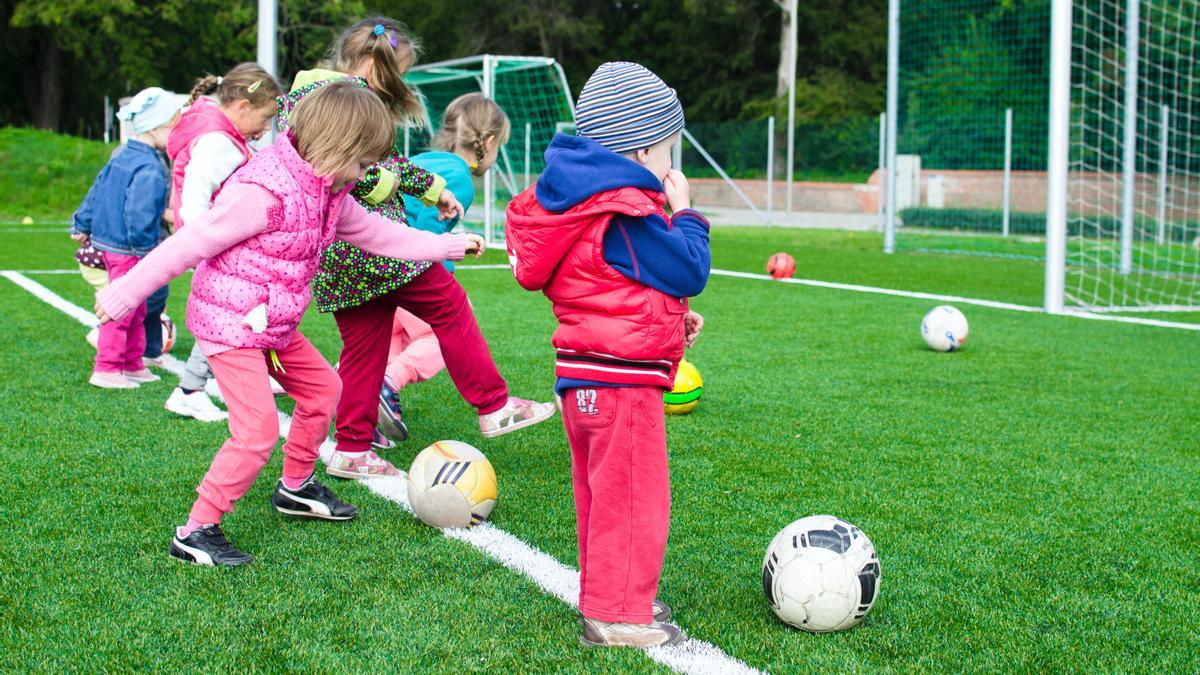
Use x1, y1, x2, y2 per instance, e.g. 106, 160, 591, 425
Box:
562, 386, 671, 624
189, 332, 340, 524
332, 264, 508, 453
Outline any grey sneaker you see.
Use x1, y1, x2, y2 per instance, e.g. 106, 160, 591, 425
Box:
652, 599, 672, 623
579, 617, 684, 648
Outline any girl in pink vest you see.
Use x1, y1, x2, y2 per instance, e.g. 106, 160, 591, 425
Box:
162, 63, 284, 424
95, 82, 484, 567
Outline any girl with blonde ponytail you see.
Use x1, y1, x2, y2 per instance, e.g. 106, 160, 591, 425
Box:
277, 18, 554, 481
159, 62, 283, 423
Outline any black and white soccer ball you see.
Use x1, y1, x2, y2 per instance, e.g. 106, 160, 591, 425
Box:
761, 515, 881, 632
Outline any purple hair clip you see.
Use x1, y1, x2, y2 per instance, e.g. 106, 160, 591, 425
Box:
388, 28, 398, 49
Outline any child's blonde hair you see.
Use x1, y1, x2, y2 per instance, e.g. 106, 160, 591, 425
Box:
188, 63, 283, 109
289, 81, 395, 177
328, 17, 427, 129
432, 94, 511, 166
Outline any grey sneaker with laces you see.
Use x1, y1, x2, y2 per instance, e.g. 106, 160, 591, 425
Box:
579, 617, 684, 648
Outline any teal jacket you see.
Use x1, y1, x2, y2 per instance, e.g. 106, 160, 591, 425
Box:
402, 151, 475, 272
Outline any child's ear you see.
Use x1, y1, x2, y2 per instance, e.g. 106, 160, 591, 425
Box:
484, 134, 499, 152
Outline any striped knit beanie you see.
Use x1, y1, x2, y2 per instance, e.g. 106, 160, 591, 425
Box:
575, 62, 685, 155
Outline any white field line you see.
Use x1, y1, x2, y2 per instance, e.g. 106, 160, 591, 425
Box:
709, 269, 1200, 332
1, 271, 763, 675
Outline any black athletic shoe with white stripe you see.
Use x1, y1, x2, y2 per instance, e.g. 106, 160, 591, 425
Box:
169, 524, 254, 567
271, 474, 358, 520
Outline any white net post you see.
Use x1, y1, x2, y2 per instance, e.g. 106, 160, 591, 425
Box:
1119, 0, 1140, 275
766, 116, 775, 225
1045, 0, 1071, 314
1156, 104, 1169, 245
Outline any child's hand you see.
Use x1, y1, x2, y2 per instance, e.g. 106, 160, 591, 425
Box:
70, 232, 89, 245
684, 310, 704, 348
663, 170, 691, 213
95, 299, 113, 324
437, 189, 466, 221
464, 233, 486, 258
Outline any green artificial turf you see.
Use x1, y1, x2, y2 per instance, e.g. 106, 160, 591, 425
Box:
0, 226, 1197, 672
0, 128, 115, 223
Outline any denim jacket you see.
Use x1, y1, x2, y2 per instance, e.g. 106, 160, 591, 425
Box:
72, 140, 168, 257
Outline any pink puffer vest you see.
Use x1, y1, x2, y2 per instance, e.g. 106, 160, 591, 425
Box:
166, 98, 251, 229
185, 132, 350, 351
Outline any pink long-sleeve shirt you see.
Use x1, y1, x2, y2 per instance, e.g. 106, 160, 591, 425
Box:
96, 182, 468, 355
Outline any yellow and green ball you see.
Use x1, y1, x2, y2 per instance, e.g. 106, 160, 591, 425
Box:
664, 358, 703, 415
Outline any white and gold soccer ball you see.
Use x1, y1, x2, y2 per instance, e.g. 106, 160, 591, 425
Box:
762, 515, 881, 633
407, 440, 497, 529
921, 305, 969, 352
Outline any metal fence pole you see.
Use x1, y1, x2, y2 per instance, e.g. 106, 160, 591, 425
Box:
878, 112, 886, 232
1156, 104, 1169, 245
403, 127, 410, 158
1119, 0, 1139, 275
884, 0, 900, 253
785, 0, 797, 225
1045, 0, 1072, 313
766, 116, 775, 225
673, 134, 682, 170
482, 55, 495, 244
1003, 108, 1013, 237
524, 122, 532, 189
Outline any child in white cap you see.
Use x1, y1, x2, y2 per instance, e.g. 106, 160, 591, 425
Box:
72, 87, 181, 388
506, 62, 710, 647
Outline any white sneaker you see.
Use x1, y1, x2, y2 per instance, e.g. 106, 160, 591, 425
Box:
478, 396, 557, 438
143, 355, 164, 368
164, 387, 228, 423
89, 371, 138, 389
123, 368, 160, 384
579, 617, 684, 648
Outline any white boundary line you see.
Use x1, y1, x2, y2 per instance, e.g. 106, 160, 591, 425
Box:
711, 269, 1200, 332
0, 271, 763, 675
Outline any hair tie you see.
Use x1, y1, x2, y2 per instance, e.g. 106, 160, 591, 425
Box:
216, 76, 223, 86
468, 162, 479, 170
248, 79, 262, 94
373, 24, 385, 36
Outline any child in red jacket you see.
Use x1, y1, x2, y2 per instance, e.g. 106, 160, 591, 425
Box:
506, 62, 709, 648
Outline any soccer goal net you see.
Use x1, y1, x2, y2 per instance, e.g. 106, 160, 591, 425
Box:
1057, 0, 1200, 312
405, 55, 576, 244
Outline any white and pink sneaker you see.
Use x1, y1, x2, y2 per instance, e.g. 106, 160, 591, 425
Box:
478, 396, 556, 438
326, 450, 400, 480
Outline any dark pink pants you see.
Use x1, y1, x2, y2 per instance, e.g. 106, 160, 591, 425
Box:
563, 385, 671, 624
332, 264, 508, 453
95, 251, 146, 372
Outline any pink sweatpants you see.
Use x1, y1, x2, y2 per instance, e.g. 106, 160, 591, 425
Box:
94, 251, 146, 373
562, 386, 671, 624
384, 308, 445, 389
189, 332, 340, 524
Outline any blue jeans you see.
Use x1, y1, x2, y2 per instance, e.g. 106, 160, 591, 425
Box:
143, 284, 169, 358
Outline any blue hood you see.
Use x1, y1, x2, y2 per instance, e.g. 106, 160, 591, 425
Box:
536, 134, 663, 213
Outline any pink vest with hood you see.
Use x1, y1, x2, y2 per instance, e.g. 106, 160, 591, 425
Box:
166, 98, 252, 229
185, 131, 348, 351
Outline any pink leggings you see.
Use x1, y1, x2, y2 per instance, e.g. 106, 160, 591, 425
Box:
384, 308, 445, 389
188, 332, 340, 524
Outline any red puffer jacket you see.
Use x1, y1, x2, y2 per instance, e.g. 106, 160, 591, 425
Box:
506, 184, 687, 389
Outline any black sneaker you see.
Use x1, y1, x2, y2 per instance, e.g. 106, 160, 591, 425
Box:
377, 378, 409, 442
169, 524, 254, 567
271, 475, 358, 520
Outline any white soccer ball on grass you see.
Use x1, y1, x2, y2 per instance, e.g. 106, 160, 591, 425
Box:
762, 515, 881, 633
921, 305, 969, 352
